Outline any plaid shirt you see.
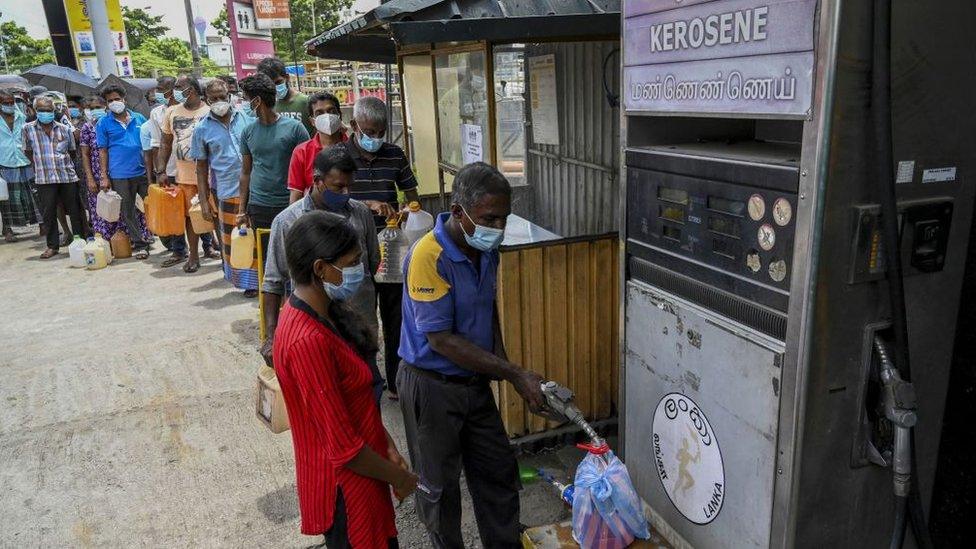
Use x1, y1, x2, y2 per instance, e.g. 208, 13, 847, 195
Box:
22, 120, 78, 185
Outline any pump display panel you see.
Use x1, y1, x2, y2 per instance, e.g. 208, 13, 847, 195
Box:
626, 145, 800, 323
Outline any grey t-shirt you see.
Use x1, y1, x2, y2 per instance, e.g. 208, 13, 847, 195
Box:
263, 195, 380, 334
240, 115, 309, 208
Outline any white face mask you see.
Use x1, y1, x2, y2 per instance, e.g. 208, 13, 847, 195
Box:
210, 101, 231, 117
314, 113, 342, 136
108, 100, 126, 114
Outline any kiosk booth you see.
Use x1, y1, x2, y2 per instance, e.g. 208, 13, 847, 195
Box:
620, 1, 975, 547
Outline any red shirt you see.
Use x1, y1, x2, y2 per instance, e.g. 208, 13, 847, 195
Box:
287, 132, 349, 195
273, 296, 396, 543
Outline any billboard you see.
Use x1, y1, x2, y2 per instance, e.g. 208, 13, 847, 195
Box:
63, 0, 133, 79
227, 0, 276, 79
253, 0, 292, 29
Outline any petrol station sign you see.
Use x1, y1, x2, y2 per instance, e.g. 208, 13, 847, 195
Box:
623, 0, 817, 116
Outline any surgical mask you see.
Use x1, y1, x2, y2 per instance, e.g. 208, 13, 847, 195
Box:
173, 88, 187, 103
241, 98, 258, 117
275, 82, 288, 100
36, 111, 56, 124
154, 92, 167, 105
324, 262, 364, 301
0, 104, 15, 115
69, 107, 81, 118
14, 101, 26, 113
87, 108, 106, 121
461, 205, 505, 251
108, 100, 126, 114
357, 132, 383, 153
210, 101, 231, 117
314, 113, 342, 135
321, 188, 351, 211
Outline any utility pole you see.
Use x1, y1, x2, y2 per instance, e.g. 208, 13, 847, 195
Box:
183, 0, 202, 76
88, 0, 117, 78
0, 11, 9, 74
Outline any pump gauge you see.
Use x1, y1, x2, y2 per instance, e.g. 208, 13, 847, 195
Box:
748, 194, 766, 221
773, 198, 793, 226
769, 259, 788, 282
757, 223, 776, 251
746, 250, 762, 273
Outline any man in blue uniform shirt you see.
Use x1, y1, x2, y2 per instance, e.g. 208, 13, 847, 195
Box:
398, 162, 547, 549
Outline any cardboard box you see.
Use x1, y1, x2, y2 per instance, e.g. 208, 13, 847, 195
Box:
255, 366, 290, 433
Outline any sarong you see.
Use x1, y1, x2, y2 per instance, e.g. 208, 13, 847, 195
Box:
218, 197, 258, 291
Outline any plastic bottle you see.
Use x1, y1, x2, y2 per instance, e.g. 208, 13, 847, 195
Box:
403, 201, 434, 244
93, 233, 113, 264
376, 218, 410, 284
230, 225, 256, 270
110, 231, 132, 259
83, 237, 108, 270
539, 470, 574, 507
68, 235, 87, 268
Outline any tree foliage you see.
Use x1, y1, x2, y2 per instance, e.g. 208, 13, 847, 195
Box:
130, 38, 226, 79
212, 7, 230, 39
270, 0, 353, 62
121, 6, 170, 51
1, 21, 55, 72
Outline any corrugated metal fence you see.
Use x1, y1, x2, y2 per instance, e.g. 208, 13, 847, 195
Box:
525, 41, 621, 238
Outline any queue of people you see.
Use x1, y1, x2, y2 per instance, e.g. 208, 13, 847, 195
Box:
1, 57, 549, 549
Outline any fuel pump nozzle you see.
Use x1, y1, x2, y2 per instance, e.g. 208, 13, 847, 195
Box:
540, 381, 607, 452
873, 336, 917, 499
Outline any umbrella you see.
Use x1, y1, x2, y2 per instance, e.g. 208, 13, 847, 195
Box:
21, 63, 98, 98
0, 74, 30, 92
99, 74, 152, 117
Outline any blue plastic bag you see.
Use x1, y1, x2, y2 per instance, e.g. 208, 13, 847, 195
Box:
572, 450, 651, 548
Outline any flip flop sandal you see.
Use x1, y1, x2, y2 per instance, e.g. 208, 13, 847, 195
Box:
203, 249, 222, 260
183, 260, 200, 273
40, 249, 58, 259
243, 289, 259, 298
161, 255, 187, 268
133, 249, 150, 260
3, 231, 16, 243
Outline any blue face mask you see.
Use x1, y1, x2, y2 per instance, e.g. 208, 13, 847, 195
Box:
173, 89, 187, 103
69, 107, 81, 118
324, 262, 365, 301
461, 205, 505, 251
36, 111, 56, 124
0, 104, 15, 115
15, 101, 26, 113
275, 82, 288, 100
154, 92, 166, 105
321, 188, 351, 211
88, 108, 106, 121
357, 132, 383, 153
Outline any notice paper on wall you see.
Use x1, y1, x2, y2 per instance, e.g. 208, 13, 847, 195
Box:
529, 54, 559, 145
461, 124, 484, 165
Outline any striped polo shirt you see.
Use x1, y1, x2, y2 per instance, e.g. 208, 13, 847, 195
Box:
21, 120, 78, 185
335, 138, 418, 230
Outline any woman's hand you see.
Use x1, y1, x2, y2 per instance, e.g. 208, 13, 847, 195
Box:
387, 443, 409, 471
392, 469, 418, 501
100, 177, 111, 192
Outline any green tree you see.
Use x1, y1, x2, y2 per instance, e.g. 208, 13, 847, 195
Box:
121, 6, 170, 51
270, 0, 352, 62
212, 7, 230, 39
0, 21, 55, 72
130, 37, 227, 78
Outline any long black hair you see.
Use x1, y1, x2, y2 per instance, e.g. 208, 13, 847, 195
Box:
284, 211, 377, 359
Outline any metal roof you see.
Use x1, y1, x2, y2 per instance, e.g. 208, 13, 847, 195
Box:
306, 0, 620, 63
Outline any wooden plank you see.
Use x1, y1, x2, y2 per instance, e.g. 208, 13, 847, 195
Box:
610, 240, 620, 412
497, 250, 526, 436
520, 247, 548, 433
544, 245, 569, 430
591, 238, 614, 419
568, 241, 593, 419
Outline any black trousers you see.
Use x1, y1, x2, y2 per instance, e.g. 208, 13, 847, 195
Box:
111, 176, 150, 249
322, 488, 399, 549
396, 364, 521, 549
376, 282, 403, 393
36, 182, 84, 250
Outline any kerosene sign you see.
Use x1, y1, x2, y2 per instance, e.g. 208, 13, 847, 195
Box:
624, 0, 817, 116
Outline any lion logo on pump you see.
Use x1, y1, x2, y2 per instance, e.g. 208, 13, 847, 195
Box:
652, 392, 725, 524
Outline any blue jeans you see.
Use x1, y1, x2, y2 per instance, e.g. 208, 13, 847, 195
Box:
169, 232, 215, 256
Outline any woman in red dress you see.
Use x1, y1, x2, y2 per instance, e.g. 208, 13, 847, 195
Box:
274, 210, 417, 548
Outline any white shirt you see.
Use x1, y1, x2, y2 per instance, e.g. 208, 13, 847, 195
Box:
149, 104, 177, 177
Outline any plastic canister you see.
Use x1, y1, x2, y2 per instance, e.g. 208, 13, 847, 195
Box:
145, 184, 185, 236
95, 190, 123, 222
0, 174, 9, 201
110, 231, 132, 259
93, 233, 113, 264
230, 225, 255, 270
255, 365, 290, 433
83, 237, 108, 270
188, 195, 215, 235
403, 201, 434, 244
68, 235, 87, 268
376, 217, 410, 284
